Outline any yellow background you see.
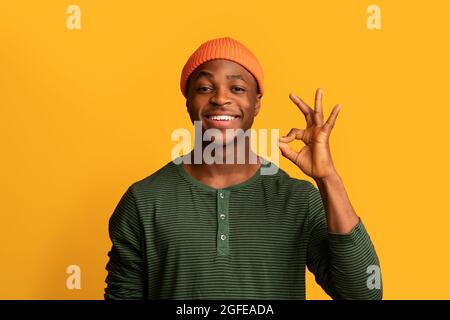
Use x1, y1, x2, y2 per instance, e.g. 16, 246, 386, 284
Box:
1, 0, 449, 299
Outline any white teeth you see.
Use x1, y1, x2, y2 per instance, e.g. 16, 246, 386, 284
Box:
208, 115, 236, 121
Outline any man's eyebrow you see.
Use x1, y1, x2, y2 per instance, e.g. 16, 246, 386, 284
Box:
194, 71, 214, 81
227, 74, 247, 83
193, 70, 247, 83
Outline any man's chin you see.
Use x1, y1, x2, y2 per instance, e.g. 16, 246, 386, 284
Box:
208, 136, 236, 147
202, 127, 240, 145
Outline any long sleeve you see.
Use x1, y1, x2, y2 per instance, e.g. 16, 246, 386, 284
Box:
104, 186, 147, 299
306, 184, 383, 300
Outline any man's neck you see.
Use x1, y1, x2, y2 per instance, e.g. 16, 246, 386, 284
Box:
182, 138, 262, 189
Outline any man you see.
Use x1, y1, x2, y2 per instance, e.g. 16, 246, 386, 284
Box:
104, 37, 382, 300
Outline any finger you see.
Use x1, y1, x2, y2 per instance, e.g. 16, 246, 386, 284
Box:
278, 135, 295, 143
279, 128, 305, 142
278, 141, 299, 163
314, 88, 324, 126
322, 104, 342, 134
289, 93, 314, 127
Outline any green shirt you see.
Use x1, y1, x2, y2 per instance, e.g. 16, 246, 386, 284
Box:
104, 159, 382, 299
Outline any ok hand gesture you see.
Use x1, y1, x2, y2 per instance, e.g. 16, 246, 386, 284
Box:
278, 88, 342, 180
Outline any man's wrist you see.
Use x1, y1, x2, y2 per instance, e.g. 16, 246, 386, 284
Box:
313, 171, 341, 187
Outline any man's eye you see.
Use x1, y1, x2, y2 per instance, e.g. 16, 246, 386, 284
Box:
197, 87, 212, 93
232, 87, 245, 93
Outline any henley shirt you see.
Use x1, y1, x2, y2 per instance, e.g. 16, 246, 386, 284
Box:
104, 159, 382, 299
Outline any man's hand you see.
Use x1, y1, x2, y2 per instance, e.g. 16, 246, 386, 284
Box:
278, 88, 342, 180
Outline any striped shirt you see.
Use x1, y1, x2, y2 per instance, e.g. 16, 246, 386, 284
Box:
104, 159, 382, 299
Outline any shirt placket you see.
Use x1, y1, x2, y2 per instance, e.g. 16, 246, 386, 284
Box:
216, 189, 230, 256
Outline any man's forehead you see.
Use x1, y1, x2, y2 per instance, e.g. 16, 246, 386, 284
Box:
191, 59, 254, 82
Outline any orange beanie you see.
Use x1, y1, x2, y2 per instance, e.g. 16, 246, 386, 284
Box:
180, 37, 264, 98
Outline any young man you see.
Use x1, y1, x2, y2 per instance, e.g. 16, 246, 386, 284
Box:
104, 37, 382, 300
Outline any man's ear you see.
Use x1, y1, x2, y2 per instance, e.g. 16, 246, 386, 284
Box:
254, 93, 262, 117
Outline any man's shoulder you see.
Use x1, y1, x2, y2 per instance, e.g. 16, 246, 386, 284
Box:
128, 160, 181, 196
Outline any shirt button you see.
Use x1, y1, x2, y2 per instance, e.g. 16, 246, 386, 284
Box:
220, 234, 227, 241
220, 214, 226, 220
219, 192, 224, 199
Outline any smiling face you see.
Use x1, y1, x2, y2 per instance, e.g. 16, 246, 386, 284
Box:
186, 59, 262, 145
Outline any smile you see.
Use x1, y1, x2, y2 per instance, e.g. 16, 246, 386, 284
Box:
206, 115, 238, 121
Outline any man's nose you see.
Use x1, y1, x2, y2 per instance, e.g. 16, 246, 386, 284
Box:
210, 87, 231, 106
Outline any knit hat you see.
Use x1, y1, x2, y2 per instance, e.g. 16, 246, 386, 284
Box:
180, 37, 264, 98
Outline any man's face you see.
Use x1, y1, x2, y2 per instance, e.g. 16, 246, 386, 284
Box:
186, 59, 262, 145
